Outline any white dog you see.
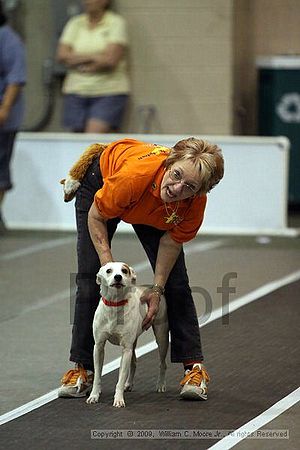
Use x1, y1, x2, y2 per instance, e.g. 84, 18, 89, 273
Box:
86, 262, 169, 408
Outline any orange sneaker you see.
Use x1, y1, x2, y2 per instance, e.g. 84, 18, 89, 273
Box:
179, 363, 210, 400
58, 364, 94, 398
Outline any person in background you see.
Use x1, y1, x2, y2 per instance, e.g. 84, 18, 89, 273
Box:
58, 137, 224, 402
0, 0, 26, 232
56, 0, 130, 133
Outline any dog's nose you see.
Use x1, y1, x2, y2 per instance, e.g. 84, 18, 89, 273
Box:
114, 274, 122, 282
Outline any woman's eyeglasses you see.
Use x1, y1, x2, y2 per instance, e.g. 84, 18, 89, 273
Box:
168, 168, 199, 194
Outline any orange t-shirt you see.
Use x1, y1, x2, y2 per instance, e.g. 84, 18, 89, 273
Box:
94, 138, 207, 243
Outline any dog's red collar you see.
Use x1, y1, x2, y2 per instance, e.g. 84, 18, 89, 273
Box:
102, 297, 128, 307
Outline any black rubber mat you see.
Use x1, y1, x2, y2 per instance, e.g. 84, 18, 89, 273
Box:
1, 280, 299, 450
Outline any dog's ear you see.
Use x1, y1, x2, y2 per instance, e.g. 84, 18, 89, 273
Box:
130, 267, 137, 285
96, 269, 102, 285
96, 264, 110, 285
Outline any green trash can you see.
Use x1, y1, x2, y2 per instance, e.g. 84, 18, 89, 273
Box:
257, 55, 300, 205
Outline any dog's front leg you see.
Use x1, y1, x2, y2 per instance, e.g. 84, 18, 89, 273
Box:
124, 340, 137, 392
86, 342, 105, 404
113, 347, 132, 408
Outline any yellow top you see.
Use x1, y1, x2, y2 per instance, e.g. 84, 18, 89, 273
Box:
59, 11, 130, 96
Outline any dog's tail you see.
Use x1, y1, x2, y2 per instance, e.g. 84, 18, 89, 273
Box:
60, 143, 107, 202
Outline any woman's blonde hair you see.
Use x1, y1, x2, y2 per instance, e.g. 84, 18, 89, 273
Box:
165, 137, 224, 194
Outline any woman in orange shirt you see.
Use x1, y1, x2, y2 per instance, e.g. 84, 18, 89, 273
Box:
58, 137, 224, 401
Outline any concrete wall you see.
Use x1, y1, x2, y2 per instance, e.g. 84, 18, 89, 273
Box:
11, 0, 300, 136
119, 0, 233, 134
19, 0, 234, 134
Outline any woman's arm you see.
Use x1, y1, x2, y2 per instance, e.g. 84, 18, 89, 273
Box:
141, 232, 182, 329
154, 232, 182, 287
88, 200, 183, 329
56, 43, 94, 67
78, 43, 125, 72
56, 42, 125, 71
0, 84, 22, 125
88, 202, 113, 266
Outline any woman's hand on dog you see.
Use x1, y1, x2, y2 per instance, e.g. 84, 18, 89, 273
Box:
140, 289, 161, 330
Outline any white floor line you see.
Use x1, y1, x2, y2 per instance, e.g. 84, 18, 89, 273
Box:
133, 238, 224, 273
2, 289, 73, 325
5, 239, 224, 324
208, 388, 300, 449
0, 390, 60, 426
111, 270, 300, 362
0, 237, 74, 262
1, 263, 299, 426
0, 238, 225, 425
201, 269, 300, 327
1, 236, 221, 264
19, 289, 73, 316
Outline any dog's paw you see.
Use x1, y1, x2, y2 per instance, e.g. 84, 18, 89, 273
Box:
124, 382, 133, 392
156, 381, 167, 393
86, 393, 100, 404
113, 396, 126, 408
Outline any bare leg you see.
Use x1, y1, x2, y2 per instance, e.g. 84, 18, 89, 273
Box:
85, 118, 112, 133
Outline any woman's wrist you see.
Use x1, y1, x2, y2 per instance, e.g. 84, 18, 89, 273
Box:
151, 283, 165, 296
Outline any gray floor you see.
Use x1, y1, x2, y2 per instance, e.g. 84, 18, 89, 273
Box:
0, 222, 300, 449
1, 279, 299, 450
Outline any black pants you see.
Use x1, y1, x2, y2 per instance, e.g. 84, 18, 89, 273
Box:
70, 158, 203, 370
0, 131, 16, 191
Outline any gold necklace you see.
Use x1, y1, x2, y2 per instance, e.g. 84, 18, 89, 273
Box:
164, 201, 181, 224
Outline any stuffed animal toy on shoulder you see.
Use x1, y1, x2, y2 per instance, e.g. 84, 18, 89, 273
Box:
60, 143, 107, 202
